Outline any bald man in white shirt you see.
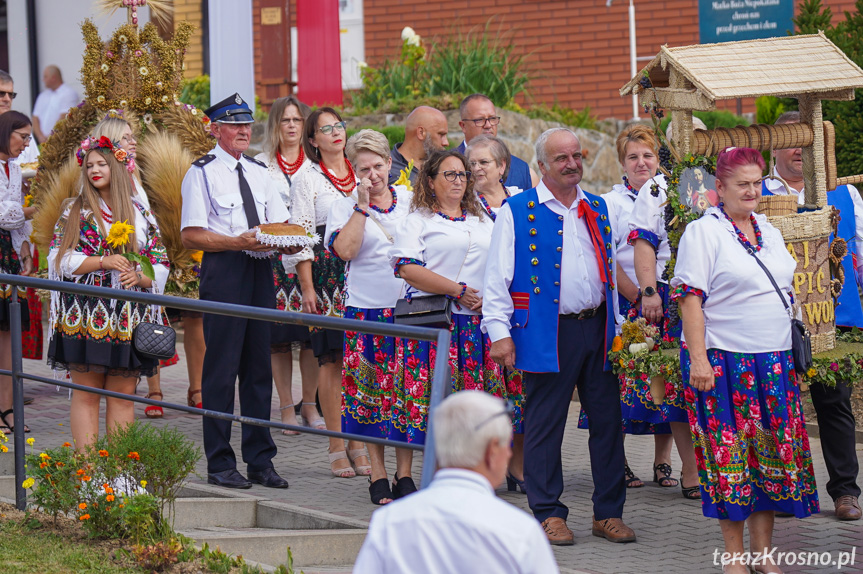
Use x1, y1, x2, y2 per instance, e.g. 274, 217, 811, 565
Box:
354, 391, 558, 574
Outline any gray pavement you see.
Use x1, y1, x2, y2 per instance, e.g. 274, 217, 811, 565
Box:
7, 328, 863, 574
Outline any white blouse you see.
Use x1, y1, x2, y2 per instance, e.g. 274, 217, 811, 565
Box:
0, 159, 32, 257
289, 162, 358, 263
672, 207, 796, 353
628, 174, 671, 283
389, 209, 494, 316
604, 182, 638, 284
324, 186, 412, 309
256, 151, 311, 272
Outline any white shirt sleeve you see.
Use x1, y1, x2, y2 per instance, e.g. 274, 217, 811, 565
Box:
0, 199, 26, 231
388, 213, 427, 269
324, 197, 356, 255
352, 514, 385, 574
480, 203, 516, 342
288, 170, 317, 262
671, 218, 715, 296
628, 182, 666, 243
525, 521, 561, 574
32, 91, 47, 119
180, 166, 211, 230
848, 185, 863, 284
264, 175, 290, 223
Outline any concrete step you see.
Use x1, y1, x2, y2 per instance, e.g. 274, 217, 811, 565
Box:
177, 526, 366, 569
0, 474, 14, 501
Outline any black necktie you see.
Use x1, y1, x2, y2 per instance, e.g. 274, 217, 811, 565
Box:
236, 163, 261, 228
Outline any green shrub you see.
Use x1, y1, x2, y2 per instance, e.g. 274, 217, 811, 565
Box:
179, 75, 210, 111
659, 109, 750, 134
346, 125, 406, 149
755, 96, 787, 126
521, 102, 597, 130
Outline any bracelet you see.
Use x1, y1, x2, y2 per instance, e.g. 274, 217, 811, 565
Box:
353, 205, 370, 218
99, 255, 105, 269
446, 282, 468, 301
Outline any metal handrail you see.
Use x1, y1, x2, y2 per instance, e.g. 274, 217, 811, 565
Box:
0, 273, 452, 511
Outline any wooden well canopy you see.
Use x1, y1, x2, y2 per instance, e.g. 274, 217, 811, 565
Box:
620, 32, 863, 208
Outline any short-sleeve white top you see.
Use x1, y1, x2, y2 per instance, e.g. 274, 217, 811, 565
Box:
324, 186, 412, 309
604, 182, 638, 284
671, 207, 796, 353
628, 174, 671, 283
389, 209, 494, 316
256, 151, 311, 272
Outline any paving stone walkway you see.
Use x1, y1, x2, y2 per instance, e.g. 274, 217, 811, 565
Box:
6, 328, 863, 574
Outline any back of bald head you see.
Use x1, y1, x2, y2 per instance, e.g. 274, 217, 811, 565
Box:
45, 65, 61, 81
405, 106, 445, 136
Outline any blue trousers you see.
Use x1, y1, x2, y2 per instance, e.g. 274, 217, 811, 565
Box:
523, 313, 626, 522
200, 250, 278, 474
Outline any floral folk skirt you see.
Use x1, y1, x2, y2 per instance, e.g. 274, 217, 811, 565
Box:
0, 229, 29, 332
310, 225, 345, 360
681, 345, 819, 520
271, 255, 310, 352
341, 306, 395, 439
391, 313, 523, 444
47, 275, 160, 378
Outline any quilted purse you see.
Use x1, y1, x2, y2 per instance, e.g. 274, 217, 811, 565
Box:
133, 322, 176, 360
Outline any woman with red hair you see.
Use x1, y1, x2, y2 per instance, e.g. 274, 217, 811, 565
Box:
673, 147, 818, 574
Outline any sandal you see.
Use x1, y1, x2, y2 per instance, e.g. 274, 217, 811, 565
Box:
0, 409, 29, 433
392, 473, 417, 499
348, 448, 372, 476
144, 392, 163, 419
625, 463, 644, 488
278, 403, 301, 436
681, 482, 701, 500
369, 478, 394, 505
328, 449, 356, 478
301, 402, 326, 430
652, 463, 679, 488
187, 388, 202, 409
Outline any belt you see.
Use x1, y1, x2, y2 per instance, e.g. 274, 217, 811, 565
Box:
560, 302, 605, 321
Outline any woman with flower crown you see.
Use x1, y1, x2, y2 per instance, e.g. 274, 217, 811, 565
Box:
47, 135, 169, 449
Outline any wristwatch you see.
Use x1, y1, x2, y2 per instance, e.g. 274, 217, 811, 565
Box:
643, 286, 657, 297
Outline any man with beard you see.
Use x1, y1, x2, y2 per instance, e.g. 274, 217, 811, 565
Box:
762, 111, 862, 521
457, 93, 539, 190
483, 128, 633, 546
181, 93, 299, 490
388, 106, 449, 186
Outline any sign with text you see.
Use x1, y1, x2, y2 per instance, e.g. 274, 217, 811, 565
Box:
699, 0, 794, 44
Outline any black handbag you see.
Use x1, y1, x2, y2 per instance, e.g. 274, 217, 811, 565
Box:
746, 247, 813, 374
132, 322, 177, 360
394, 295, 453, 328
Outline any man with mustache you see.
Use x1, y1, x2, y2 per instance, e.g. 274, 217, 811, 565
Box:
181, 93, 299, 490
483, 128, 633, 545
762, 111, 862, 521
388, 105, 449, 187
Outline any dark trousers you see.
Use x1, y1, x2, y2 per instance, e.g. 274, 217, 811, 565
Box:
523, 313, 626, 522
810, 380, 861, 501
199, 251, 277, 474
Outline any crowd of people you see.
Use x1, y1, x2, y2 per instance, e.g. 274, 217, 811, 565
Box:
0, 66, 860, 572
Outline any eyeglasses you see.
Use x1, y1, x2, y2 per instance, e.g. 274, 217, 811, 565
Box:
281, 117, 304, 125
0, 91, 17, 100
438, 170, 471, 182
469, 159, 495, 169
473, 399, 515, 431
462, 116, 500, 127
318, 121, 347, 135
13, 131, 32, 143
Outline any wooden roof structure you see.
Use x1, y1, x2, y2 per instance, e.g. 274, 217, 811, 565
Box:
620, 32, 863, 110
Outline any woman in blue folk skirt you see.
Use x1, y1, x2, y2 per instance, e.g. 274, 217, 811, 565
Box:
674, 147, 818, 574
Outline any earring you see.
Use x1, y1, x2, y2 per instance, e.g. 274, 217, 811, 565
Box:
499, 178, 504, 184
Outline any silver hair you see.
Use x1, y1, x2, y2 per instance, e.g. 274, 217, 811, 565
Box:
466, 134, 511, 181
433, 391, 512, 469
535, 127, 578, 167
0, 70, 12, 85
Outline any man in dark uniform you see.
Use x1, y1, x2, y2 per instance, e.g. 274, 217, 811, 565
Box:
181, 93, 298, 489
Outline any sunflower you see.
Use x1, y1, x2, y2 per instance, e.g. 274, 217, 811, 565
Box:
106, 220, 134, 249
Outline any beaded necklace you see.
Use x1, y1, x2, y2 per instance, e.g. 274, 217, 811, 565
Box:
276, 147, 305, 176
719, 204, 763, 252
622, 175, 639, 196
369, 186, 398, 214
100, 204, 113, 224
436, 208, 467, 222
319, 158, 357, 195
477, 187, 511, 221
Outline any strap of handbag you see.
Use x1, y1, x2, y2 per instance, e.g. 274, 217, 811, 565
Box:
368, 212, 394, 244
743, 245, 794, 320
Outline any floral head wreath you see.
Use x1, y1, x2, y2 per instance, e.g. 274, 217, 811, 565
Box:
76, 136, 136, 174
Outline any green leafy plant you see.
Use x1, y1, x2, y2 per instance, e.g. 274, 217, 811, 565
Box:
23, 441, 82, 523
521, 102, 597, 130
179, 74, 210, 111
346, 125, 407, 149
131, 538, 182, 571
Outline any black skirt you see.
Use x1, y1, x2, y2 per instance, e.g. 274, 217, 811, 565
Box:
0, 228, 29, 332
309, 225, 345, 360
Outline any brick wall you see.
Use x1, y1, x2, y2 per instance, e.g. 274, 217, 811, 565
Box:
362, 0, 858, 119
172, 0, 205, 79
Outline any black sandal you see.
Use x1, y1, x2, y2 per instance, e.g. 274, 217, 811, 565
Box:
0, 409, 29, 434
625, 464, 644, 488
392, 473, 417, 499
369, 478, 394, 505
652, 463, 678, 488
681, 482, 700, 500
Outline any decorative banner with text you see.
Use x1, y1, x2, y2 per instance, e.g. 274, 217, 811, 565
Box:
698, 0, 794, 44
787, 237, 835, 350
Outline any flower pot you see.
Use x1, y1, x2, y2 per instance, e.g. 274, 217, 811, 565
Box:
650, 374, 666, 405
